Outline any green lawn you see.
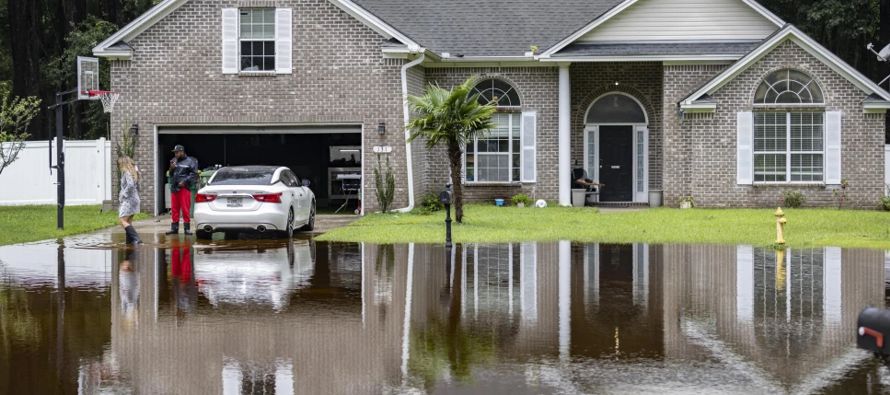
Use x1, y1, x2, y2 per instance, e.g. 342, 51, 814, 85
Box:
317, 204, 890, 249
0, 205, 147, 246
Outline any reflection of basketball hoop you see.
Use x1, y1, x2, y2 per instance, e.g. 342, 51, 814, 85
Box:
87, 90, 120, 113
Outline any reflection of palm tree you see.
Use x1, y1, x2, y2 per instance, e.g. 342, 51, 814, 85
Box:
408, 245, 495, 389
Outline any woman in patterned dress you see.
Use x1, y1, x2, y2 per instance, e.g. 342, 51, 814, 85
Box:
118, 156, 142, 244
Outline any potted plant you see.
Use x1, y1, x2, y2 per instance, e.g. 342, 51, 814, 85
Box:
679, 196, 695, 209
511, 193, 532, 208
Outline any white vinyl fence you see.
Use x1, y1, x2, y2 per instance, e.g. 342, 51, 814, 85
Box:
0, 138, 111, 206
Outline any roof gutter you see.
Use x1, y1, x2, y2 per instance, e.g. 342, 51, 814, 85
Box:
393, 51, 426, 214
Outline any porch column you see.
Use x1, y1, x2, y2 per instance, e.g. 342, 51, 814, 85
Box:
558, 63, 571, 206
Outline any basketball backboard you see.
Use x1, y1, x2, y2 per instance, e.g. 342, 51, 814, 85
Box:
77, 56, 100, 100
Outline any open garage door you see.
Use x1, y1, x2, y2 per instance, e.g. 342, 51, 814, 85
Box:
156, 125, 362, 215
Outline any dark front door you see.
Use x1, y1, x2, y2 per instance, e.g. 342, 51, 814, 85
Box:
599, 125, 633, 202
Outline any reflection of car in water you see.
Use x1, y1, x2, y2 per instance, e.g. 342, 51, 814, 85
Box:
193, 240, 314, 312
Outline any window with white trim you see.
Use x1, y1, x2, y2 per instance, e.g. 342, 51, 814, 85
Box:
753, 69, 825, 183
754, 69, 824, 104
466, 79, 522, 183
239, 8, 276, 72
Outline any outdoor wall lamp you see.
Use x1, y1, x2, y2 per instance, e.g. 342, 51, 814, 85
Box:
130, 123, 139, 135
377, 121, 386, 136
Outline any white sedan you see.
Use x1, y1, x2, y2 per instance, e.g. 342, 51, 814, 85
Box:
193, 166, 316, 239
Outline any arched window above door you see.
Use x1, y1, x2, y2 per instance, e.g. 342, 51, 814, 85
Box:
586, 93, 646, 124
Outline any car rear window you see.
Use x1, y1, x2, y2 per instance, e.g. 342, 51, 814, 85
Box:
210, 168, 275, 185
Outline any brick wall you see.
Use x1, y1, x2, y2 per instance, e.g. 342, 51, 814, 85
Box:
663, 40, 885, 208
423, 67, 560, 203
570, 62, 664, 191
662, 63, 728, 204
109, 0, 408, 214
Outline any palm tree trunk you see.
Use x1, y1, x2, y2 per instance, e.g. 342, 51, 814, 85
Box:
447, 143, 464, 223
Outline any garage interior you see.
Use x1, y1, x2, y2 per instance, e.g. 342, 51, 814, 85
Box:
157, 126, 362, 214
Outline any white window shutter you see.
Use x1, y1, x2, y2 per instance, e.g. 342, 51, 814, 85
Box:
221, 8, 239, 74
824, 111, 842, 184
275, 8, 293, 74
520, 111, 537, 182
737, 111, 754, 185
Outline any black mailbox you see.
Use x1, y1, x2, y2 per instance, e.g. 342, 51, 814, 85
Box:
439, 190, 452, 206
857, 307, 890, 356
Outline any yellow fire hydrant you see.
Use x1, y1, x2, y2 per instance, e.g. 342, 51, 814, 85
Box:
775, 207, 787, 245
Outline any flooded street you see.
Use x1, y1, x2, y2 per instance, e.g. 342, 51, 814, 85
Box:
1, 234, 889, 394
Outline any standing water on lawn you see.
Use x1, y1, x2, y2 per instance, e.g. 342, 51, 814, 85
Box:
1, 235, 889, 394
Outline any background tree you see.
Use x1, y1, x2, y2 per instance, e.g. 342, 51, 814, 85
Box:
407, 78, 496, 223
0, 83, 41, 175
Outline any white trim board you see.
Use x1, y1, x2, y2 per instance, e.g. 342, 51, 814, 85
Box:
681, 25, 890, 110
93, 0, 420, 59
541, 0, 784, 57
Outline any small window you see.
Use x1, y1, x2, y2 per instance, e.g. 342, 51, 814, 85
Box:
240, 8, 276, 72
754, 69, 824, 105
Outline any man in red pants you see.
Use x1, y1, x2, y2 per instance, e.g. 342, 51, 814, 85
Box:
166, 145, 199, 236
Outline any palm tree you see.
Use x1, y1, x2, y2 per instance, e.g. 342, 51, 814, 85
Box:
407, 77, 496, 223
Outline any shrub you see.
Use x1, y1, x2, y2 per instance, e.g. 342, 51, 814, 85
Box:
511, 193, 532, 207
374, 154, 395, 213
880, 196, 890, 212
783, 190, 805, 208
416, 192, 444, 215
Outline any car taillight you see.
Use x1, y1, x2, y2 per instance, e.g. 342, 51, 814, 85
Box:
253, 192, 282, 203
195, 193, 217, 203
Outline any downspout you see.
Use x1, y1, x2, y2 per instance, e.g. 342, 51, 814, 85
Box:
394, 51, 426, 213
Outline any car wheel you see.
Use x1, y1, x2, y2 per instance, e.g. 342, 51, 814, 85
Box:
283, 208, 295, 238
196, 230, 212, 240
300, 202, 316, 232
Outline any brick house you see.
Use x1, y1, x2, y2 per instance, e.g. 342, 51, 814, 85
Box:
93, 0, 890, 214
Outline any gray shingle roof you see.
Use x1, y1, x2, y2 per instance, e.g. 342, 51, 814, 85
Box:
352, 0, 625, 56
552, 41, 762, 58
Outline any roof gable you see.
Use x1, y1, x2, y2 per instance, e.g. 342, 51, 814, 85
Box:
542, 0, 783, 57
681, 24, 890, 109
577, 0, 778, 42
93, 0, 420, 58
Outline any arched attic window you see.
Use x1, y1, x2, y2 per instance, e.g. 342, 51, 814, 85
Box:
753, 69, 824, 105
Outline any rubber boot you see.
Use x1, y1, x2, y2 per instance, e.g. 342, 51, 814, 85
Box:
125, 225, 142, 245
165, 223, 179, 235
124, 227, 134, 244
183, 223, 193, 236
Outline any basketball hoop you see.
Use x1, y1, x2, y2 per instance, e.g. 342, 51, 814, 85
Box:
87, 90, 120, 113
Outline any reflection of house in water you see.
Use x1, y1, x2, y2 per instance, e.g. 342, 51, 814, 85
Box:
101, 241, 885, 393
406, 243, 885, 391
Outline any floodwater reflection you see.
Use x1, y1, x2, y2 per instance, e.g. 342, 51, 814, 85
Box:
0, 239, 888, 394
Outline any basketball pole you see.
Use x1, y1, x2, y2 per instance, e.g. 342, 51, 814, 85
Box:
49, 88, 78, 230
55, 92, 64, 230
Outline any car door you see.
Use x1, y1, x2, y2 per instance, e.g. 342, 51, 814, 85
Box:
286, 170, 309, 222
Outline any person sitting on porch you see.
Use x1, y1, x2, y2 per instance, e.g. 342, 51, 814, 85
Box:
572, 168, 601, 189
